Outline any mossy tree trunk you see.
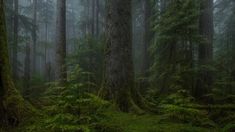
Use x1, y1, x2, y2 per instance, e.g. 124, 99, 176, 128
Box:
102, 0, 138, 112
0, 0, 26, 126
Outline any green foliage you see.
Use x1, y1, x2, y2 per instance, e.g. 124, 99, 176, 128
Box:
67, 36, 105, 92
150, 0, 200, 93
159, 104, 216, 128
157, 91, 216, 128
146, 90, 217, 128
222, 123, 235, 132
159, 90, 195, 105
20, 66, 110, 132
97, 110, 215, 132
214, 0, 235, 95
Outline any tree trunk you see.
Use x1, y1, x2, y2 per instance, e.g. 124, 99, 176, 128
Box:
91, 0, 95, 36
195, 0, 214, 97
0, 0, 26, 125
86, 0, 90, 34
6, 0, 14, 65
44, 22, 48, 80
12, 0, 19, 79
160, 0, 167, 13
55, 0, 67, 84
141, 0, 151, 81
102, 0, 136, 112
95, 0, 100, 38
32, 0, 37, 74
24, 41, 30, 97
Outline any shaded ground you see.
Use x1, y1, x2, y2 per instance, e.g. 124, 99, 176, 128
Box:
97, 111, 217, 132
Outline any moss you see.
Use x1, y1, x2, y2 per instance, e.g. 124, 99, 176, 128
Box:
0, 0, 34, 126
97, 109, 216, 132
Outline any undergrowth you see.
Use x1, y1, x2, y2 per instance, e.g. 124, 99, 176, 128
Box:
9, 68, 235, 132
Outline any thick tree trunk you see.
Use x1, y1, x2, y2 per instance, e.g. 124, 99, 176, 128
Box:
199, 0, 213, 63
12, 0, 18, 79
55, 0, 67, 84
32, 0, 37, 74
102, 0, 136, 112
195, 0, 214, 97
0, 0, 26, 125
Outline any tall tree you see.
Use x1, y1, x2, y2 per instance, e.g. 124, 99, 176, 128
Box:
0, 0, 26, 125
91, 0, 95, 36
95, 0, 100, 37
24, 39, 31, 95
102, 0, 135, 112
141, 0, 151, 79
12, 0, 19, 79
55, 0, 67, 84
32, 0, 37, 74
150, 0, 199, 94
195, 0, 214, 97
5, 0, 14, 62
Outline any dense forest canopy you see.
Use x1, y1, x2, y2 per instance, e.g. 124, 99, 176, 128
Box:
0, 0, 235, 131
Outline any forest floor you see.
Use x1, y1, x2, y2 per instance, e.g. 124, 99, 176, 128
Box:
12, 111, 217, 132
6, 83, 234, 132
9, 104, 233, 132
98, 111, 214, 132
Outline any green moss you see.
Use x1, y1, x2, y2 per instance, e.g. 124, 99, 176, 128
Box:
0, 0, 34, 125
96, 109, 216, 132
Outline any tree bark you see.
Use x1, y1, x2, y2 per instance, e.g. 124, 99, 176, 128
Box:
6, 0, 14, 64
141, 0, 151, 78
0, 0, 26, 125
95, 0, 100, 38
32, 0, 37, 74
12, 0, 19, 79
91, 0, 95, 36
102, 0, 136, 112
195, 0, 214, 97
24, 41, 30, 96
160, 0, 167, 13
44, 22, 48, 80
55, 0, 67, 84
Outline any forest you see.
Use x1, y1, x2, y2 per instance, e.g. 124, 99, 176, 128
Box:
0, 0, 235, 131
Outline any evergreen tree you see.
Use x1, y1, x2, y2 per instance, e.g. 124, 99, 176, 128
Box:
0, 0, 26, 125
12, 0, 19, 79
102, 0, 136, 112
32, 0, 37, 74
150, 0, 199, 94
214, 0, 235, 95
195, 0, 214, 97
55, 0, 67, 84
